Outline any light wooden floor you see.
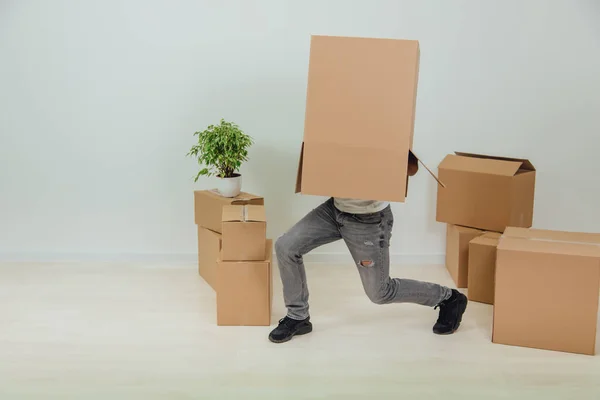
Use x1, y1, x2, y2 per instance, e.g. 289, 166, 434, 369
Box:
0, 262, 599, 399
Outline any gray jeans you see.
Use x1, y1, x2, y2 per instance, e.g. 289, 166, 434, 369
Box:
275, 198, 452, 320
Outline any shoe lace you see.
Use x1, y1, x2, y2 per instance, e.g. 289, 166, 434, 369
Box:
278, 317, 294, 329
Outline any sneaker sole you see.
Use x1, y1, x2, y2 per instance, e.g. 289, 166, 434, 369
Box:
268, 324, 313, 344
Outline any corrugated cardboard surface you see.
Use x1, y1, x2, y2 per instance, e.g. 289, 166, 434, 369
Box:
296, 35, 420, 202
222, 204, 266, 223
221, 205, 267, 261
493, 228, 600, 355
445, 224, 486, 288
197, 227, 221, 290
217, 240, 273, 326
194, 190, 263, 233
467, 232, 501, 304
436, 153, 535, 232
500, 227, 600, 245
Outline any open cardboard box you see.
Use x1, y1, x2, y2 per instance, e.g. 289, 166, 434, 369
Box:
436, 152, 536, 232
295, 35, 442, 202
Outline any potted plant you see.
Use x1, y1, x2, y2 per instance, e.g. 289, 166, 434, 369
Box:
187, 119, 253, 197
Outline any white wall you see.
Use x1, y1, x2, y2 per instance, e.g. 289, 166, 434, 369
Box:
1, 0, 599, 262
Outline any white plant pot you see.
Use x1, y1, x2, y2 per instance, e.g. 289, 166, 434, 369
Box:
215, 174, 242, 198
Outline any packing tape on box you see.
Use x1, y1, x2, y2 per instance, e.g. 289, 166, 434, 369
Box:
500, 235, 600, 247
242, 205, 248, 221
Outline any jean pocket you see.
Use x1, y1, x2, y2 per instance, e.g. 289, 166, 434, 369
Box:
351, 213, 383, 225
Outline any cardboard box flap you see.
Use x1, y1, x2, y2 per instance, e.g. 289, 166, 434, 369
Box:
454, 152, 535, 172
499, 236, 600, 258
201, 190, 263, 204
246, 205, 266, 222
503, 227, 600, 245
222, 206, 242, 222
222, 205, 266, 223
230, 194, 264, 204
500, 227, 600, 258
297, 140, 408, 201
194, 190, 264, 232
439, 154, 524, 176
410, 150, 445, 188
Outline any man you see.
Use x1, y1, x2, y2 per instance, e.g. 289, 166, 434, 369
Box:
269, 153, 467, 343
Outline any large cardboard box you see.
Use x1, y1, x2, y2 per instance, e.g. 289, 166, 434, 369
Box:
217, 240, 273, 326
295, 35, 439, 202
197, 227, 221, 290
436, 152, 536, 232
493, 227, 600, 355
221, 205, 267, 261
194, 190, 263, 233
446, 224, 486, 288
468, 232, 501, 304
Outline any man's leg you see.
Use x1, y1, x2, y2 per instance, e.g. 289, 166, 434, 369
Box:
269, 199, 341, 343
340, 207, 467, 334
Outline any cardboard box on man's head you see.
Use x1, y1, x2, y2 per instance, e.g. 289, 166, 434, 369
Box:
436, 152, 536, 232
295, 35, 440, 202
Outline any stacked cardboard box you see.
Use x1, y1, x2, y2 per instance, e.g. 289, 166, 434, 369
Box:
493, 228, 600, 355
194, 191, 272, 326
217, 204, 272, 326
467, 232, 502, 304
436, 154, 600, 355
194, 190, 263, 289
221, 205, 267, 261
445, 225, 487, 288
436, 152, 537, 300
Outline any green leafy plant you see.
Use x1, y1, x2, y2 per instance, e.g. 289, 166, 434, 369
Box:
187, 119, 253, 182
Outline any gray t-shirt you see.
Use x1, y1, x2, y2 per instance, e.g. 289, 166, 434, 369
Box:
333, 198, 390, 214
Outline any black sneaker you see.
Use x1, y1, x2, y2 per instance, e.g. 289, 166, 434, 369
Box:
268, 316, 312, 343
433, 289, 468, 335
